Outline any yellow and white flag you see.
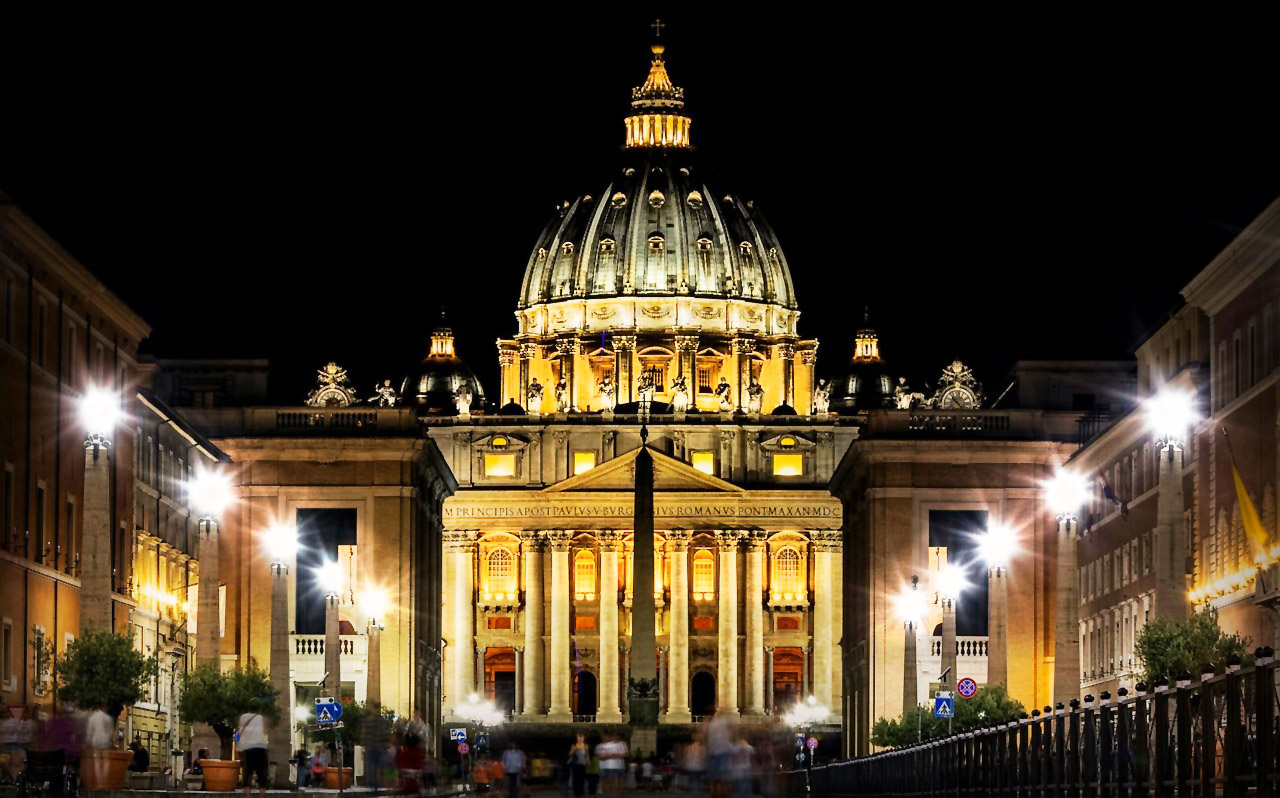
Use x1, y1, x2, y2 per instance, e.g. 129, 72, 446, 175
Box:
1232, 464, 1269, 557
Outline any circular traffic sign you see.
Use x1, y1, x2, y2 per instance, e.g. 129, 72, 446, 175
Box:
957, 677, 978, 698
458, 742, 470, 755
806, 736, 819, 750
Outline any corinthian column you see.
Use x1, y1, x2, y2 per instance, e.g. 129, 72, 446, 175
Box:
520, 532, 545, 717
448, 531, 477, 717
665, 531, 691, 721
811, 531, 838, 708
743, 532, 766, 715
597, 531, 623, 722
547, 530, 574, 721
716, 531, 740, 716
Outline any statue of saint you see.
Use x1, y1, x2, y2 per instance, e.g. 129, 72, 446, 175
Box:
555, 379, 570, 412
894, 377, 913, 410
370, 379, 399, 407
714, 376, 733, 411
670, 375, 690, 413
637, 371, 656, 405
527, 378, 544, 414
746, 376, 765, 414
813, 379, 831, 414
454, 383, 473, 415
597, 374, 615, 411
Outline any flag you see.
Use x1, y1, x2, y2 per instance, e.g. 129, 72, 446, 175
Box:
1099, 468, 1128, 520
1232, 464, 1269, 556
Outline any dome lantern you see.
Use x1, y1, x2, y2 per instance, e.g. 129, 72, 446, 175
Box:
625, 30, 691, 150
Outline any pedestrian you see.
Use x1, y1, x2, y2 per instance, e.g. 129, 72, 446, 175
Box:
501, 741, 526, 798
311, 742, 329, 784
293, 747, 311, 789
585, 748, 600, 796
85, 705, 115, 752
594, 735, 627, 795
128, 738, 151, 772
236, 708, 268, 798
568, 734, 588, 797
1, 708, 21, 784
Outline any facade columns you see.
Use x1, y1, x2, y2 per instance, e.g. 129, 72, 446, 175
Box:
557, 338, 577, 410
1053, 515, 1081, 705
987, 566, 1008, 688
518, 342, 535, 408
778, 343, 796, 408
613, 335, 636, 405
811, 531, 839, 708
744, 532, 766, 715
514, 647, 525, 715
665, 531, 691, 721
448, 531, 476, 716
675, 335, 698, 383
547, 531, 573, 721
765, 647, 776, 714
658, 646, 669, 714
520, 532, 545, 717
732, 338, 755, 410
716, 531, 740, 715
597, 531, 623, 722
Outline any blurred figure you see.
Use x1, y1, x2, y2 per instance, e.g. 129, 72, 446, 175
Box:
236, 708, 268, 798
85, 705, 114, 751
293, 747, 311, 789
1, 707, 23, 783
706, 713, 737, 798
730, 737, 753, 796
311, 742, 330, 784
568, 734, 588, 797
585, 748, 600, 795
500, 741, 526, 798
682, 738, 706, 793
128, 738, 150, 772
595, 734, 627, 794
396, 735, 425, 794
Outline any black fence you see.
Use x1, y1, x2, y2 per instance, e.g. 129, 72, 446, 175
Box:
791, 651, 1280, 797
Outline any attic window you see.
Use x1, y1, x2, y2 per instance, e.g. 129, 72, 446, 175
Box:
779, 436, 797, 448
649, 190, 665, 208
648, 234, 665, 251
484, 454, 517, 477
696, 237, 712, 252
740, 241, 753, 253
562, 242, 575, 255
772, 454, 803, 477
491, 436, 509, 449
687, 191, 704, 209
611, 192, 628, 208
600, 238, 616, 254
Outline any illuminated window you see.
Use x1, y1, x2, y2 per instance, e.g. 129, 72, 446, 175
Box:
600, 238, 616, 254
491, 436, 509, 448
692, 550, 716, 599
574, 550, 596, 600
691, 451, 715, 475
779, 436, 797, 448
487, 548, 516, 595
697, 365, 714, 393
574, 451, 597, 475
771, 547, 803, 601
772, 454, 804, 476
485, 454, 517, 477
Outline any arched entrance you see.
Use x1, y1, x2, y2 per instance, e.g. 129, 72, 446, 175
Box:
484, 648, 517, 715
690, 671, 716, 717
574, 669, 598, 717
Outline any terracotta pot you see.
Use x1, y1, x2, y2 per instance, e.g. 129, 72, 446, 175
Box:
200, 758, 242, 791
324, 766, 353, 788
81, 749, 134, 790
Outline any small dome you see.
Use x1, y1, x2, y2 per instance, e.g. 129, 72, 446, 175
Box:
770, 403, 797, 416
830, 310, 895, 411
498, 401, 526, 416
406, 315, 486, 415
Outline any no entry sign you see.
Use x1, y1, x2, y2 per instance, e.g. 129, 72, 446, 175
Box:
957, 678, 978, 698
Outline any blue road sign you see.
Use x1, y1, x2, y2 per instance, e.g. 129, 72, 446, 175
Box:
450, 728, 467, 742
315, 699, 343, 726
933, 696, 955, 718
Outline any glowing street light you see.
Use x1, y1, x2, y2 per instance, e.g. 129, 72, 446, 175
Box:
317, 559, 344, 599
936, 563, 968, 602
977, 522, 1019, 571
459, 692, 506, 728
80, 386, 122, 450
1045, 470, 1089, 521
263, 523, 298, 567
894, 577, 928, 629
188, 469, 235, 521
1145, 388, 1196, 450
363, 588, 389, 628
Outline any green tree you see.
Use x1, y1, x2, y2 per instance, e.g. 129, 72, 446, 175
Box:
1135, 607, 1252, 685
314, 700, 374, 764
178, 662, 279, 759
871, 685, 1024, 749
57, 628, 159, 724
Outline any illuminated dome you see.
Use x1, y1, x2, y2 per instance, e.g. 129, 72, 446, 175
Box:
406, 315, 486, 415
831, 315, 895, 411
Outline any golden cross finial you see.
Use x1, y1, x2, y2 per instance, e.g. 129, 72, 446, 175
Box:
651, 18, 665, 38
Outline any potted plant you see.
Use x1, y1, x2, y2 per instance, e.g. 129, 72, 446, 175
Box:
55, 628, 158, 789
178, 662, 279, 791
314, 700, 369, 788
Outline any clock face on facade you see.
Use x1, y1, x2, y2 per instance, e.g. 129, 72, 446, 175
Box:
940, 386, 977, 409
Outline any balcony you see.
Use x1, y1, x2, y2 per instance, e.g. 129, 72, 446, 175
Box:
859, 409, 1082, 443
290, 634, 369, 694
914, 635, 989, 699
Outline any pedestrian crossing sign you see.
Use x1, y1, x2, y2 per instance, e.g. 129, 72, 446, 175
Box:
933, 696, 955, 718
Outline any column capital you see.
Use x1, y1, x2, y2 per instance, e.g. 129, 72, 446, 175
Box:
764, 646, 775, 654
731, 336, 756, 355
719, 429, 737, 445
744, 530, 768, 551
776, 342, 796, 360
809, 530, 843, 552
611, 334, 637, 352
546, 530, 574, 551
555, 337, 577, 355
519, 530, 544, 551
519, 342, 539, 359
715, 530, 744, 551
674, 334, 699, 352
598, 530, 623, 551
514, 646, 525, 654
666, 530, 691, 552
444, 530, 477, 552
658, 645, 669, 654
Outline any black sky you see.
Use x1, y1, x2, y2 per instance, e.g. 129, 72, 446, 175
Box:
2, 9, 1278, 402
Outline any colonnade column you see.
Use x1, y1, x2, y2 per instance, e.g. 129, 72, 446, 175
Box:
665, 531, 691, 721
547, 531, 573, 721
744, 532, 766, 715
987, 566, 1009, 688
597, 531, 623, 722
716, 531, 740, 715
451, 532, 476, 715
514, 647, 524, 715
812, 531, 839, 708
520, 532, 545, 717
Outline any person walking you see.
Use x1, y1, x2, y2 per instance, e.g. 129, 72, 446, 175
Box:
236, 709, 268, 798
568, 734, 588, 797
500, 741, 526, 798
594, 735, 627, 795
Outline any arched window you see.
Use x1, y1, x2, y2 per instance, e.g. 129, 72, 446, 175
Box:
487, 548, 515, 596
772, 547, 802, 601
692, 549, 716, 600
575, 550, 597, 600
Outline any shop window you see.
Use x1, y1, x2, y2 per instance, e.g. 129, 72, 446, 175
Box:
574, 451, 597, 475
772, 454, 804, 476
574, 550, 596, 600
691, 452, 715, 475
692, 550, 716, 599
485, 454, 517, 477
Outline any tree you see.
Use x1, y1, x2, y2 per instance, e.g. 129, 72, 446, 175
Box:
871, 685, 1024, 749
178, 662, 279, 759
314, 700, 373, 764
1135, 606, 1252, 685
57, 628, 159, 723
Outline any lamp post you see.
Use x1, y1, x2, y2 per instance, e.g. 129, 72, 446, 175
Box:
1046, 469, 1089, 706
265, 523, 297, 787
362, 590, 388, 716
935, 564, 967, 688
188, 467, 234, 756
458, 693, 504, 788
1146, 389, 1195, 622
80, 387, 121, 631
978, 522, 1018, 689
894, 577, 927, 742
318, 560, 344, 700
783, 694, 828, 794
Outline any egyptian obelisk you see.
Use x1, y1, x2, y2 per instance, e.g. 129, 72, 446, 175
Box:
630, 428, 659, 755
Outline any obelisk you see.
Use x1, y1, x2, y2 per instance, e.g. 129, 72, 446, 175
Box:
630, 428, 659, 755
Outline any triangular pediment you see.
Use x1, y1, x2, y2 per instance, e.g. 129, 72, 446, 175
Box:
544, 446, 743, 493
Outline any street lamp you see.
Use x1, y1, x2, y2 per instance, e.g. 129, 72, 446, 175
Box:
317, 560, 344, 700
1045, 468, 1088, 706
978, 522, 1018, 689
1145, 388, 1196, 623
894, 576, 927, 740
79, 387, 122, 630
264, 522, 297, 787
187, 466, 234, 756
782, 694, 829, 793
362, 588, 388, 714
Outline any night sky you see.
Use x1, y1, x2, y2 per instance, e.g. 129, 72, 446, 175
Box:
2, 9, 1278, 403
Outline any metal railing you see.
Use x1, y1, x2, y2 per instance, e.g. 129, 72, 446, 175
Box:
791, 652, 1280, 796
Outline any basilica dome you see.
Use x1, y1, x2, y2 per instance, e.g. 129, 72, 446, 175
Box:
406, 317, 486, 415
